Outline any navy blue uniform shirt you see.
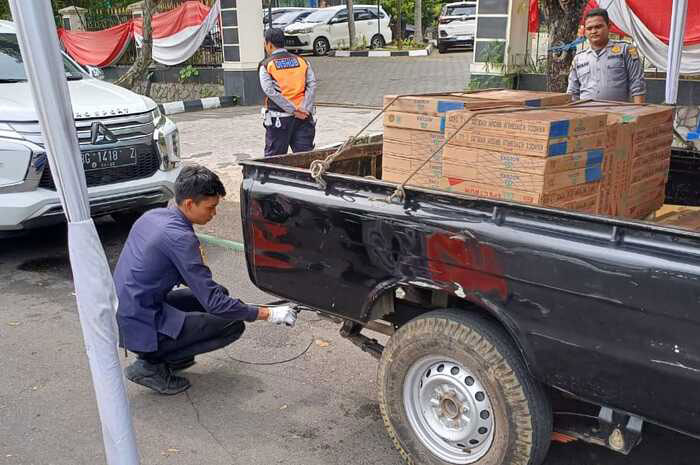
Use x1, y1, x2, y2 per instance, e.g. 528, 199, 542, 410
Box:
113, 207, 258, 353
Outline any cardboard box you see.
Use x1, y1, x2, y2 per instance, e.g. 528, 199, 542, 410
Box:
633, 134, 673, 157
461, 89, 572, 107
382, 153, 442, 176
445, 128, 606, 157
634, 124, 674, 143
440, 177, 600, 206
383, 95, 515, 116
446, 109, 607, 139
630, 159, 671, 185
383, 127, 445, 148
442, 145, 604, 175
631, 147, 671, 170
384, 111, 445, 133
620, 191, 665, 219
568, 101, 673, 129
382, 166, 441, 188
383, 140, 443, 160
439, 161, 602, 192
557, 193, 599, 213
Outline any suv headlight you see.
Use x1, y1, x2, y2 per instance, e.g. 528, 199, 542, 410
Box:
154, 116, 181, 171
0, 138, 45, 193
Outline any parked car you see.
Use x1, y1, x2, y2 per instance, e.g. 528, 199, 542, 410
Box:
437, 1, 476, 53
271, 8, 317, 29
284, 5, 392, 56
0, 21, 181, 233
263, 7, 308, 28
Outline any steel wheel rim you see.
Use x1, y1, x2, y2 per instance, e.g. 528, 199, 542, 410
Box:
403, 356, 495, 464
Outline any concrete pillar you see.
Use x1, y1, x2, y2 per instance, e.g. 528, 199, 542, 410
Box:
58, 6, 87, 31
468, 0, 529, 88
126, 1, 145, 18
221, 0, 265, 105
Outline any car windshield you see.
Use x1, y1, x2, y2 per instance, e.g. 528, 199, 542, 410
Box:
0, 33, 85, 82
445, 5, 476, 16
264, 10, 288, 23
302, 9, 336, 23
273, 10, 304, 24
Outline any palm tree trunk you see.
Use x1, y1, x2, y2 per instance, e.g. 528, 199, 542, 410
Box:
347, 0, 356, 49
115, 0, 155, 90
414, 0, 423, 44
540, 0, 589, 92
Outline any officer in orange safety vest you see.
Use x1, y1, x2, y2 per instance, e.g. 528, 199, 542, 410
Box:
258, 28, 317, 157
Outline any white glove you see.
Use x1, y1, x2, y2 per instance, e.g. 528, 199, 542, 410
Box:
267, 305, 297, 327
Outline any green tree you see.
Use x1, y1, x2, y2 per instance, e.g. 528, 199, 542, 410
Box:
380, 0, 441, 40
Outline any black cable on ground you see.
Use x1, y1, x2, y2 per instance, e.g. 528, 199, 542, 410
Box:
223, 336, 315, 366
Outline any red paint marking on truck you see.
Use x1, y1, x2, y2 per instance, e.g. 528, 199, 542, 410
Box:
426, 232, 508, 300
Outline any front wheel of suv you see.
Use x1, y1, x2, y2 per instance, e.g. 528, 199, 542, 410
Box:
438, 42, 448, 54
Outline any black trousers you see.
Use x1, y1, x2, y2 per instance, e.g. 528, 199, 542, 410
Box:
264, 115, 316, 157
136, 288, 246, 364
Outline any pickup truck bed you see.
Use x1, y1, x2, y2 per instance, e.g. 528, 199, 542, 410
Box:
240, 141, 700, 465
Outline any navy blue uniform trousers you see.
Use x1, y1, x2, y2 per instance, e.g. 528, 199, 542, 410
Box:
134, 288, 246, 364
264, 115, 315, 157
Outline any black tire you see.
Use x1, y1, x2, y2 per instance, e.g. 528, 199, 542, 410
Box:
313, 37, 330, 56
371, 34, 386, 49
438, 43, 448, 54
378, 309, 552, 465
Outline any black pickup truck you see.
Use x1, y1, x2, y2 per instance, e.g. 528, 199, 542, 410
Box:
239, 141, 700, 465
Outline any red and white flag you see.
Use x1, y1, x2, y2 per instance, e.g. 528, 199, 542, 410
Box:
59, 0, 221, 68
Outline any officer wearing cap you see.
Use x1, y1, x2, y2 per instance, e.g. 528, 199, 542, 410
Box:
567, 8, 646, 103
259, 28, 317, 157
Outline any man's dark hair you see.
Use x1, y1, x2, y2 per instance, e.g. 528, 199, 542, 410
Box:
585, 8, 610, 24
174, 165, 226, 204
264, 28, 286, 48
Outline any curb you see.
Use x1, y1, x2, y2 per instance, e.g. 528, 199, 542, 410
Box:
158, 96, 237, 116
331, 43, 432, 58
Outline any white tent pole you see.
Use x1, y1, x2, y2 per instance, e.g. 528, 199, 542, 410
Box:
7, 1, 140, 464
665, 0, 688, 104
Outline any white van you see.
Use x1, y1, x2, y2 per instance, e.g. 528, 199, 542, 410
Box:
284, 5, 392, 56
0, 20, 181, 232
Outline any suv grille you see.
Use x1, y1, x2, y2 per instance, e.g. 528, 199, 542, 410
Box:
39, 148, 160, 190
10, 111, 160, 190
9, 111, 155, 146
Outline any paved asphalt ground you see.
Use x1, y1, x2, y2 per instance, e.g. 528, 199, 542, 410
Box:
307, 50, 473, 107
2, 54, 700, 464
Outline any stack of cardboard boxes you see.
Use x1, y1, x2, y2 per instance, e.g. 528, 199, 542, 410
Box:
380, 91, 674, 219
441, 109, 607, 212
381, 90, 571, 188
567, 102, 674, 219
382, 94, 516, 188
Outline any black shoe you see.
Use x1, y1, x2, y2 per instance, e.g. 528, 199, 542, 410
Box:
166, 356, 196, 371
125, 359, 191, 395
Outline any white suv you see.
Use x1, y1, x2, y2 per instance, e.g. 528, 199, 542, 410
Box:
437, 1, 477, 53
0, 21, 181, 233
284, 5, 392, 56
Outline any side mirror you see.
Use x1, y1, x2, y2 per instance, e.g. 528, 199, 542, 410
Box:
85, 66, 104, 80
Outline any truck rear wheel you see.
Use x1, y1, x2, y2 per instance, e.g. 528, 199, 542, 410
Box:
377, 309, 552, 465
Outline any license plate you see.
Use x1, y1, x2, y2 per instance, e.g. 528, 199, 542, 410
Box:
458, 35, 471, 40
82, 147, 136, 172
